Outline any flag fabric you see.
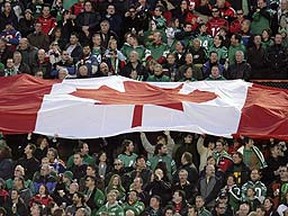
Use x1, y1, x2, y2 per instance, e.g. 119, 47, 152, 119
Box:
63, 0, 78, 10
0, 74, 287, 140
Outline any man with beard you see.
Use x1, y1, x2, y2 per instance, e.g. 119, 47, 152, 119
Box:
66, 191, 91, 216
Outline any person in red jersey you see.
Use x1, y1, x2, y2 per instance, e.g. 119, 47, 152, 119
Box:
206, 7, 229, 37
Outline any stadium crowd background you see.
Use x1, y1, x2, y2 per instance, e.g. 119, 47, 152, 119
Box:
0, 0, 288, 215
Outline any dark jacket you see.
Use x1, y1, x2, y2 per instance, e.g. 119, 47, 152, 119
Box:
247, 45, 266, 79
225, 61, 251, 81
265, 44, 288, 79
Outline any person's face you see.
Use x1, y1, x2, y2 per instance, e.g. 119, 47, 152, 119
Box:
25, 11, 32, 19
165, 209, 174, 216
195, 197, 204, 209
75, 208, 85, 216
86, 166, 95, 176
128, 191, 137, 202
6, 59, 14, 68
180, 0, 188, 10
236, 10, 244, 19
235, 52, 243, 63
215, 141, 224, 152
4, 3, 11, 13
184, 67, 193, 78
257, 0, 265, 8
83, 46, 91, 56
11, 190, 19, 200
211, 66, 220, 77
264, 199, 273, 209
30, 203, 41, 216
208, 142, 215, 150
193, 40, 200, 49
212, 9, 220, 17
114, 160, 123, 170
150, 197, 159, 208
81, 143, 89, 155
281, 0, 288, 10
127, 142, 134, 152
250, 170, 260, 181
92, 35, 101, 46
70, 35, 78, 45
173, 191, 181, 202
279, 167, 288, 179
38, 51, 45, 61
185, 54, 193, 64
42, 6, 50, 17
39, 185, 46, 195
154, 7, 162, 16
70, 183, 79, 193
79, 66, 88, 76
262, 30, 269, 40
188, 207, 197, 216
154, 66, 163, 76
206, 165, 215, 176
239, 204, 250, 216
113, 176, 121, 186
40, 165, 50, 176
61, 52, 69, 61
136, 158, 146, 168
129, 52, 138, 63
13, 177, 22, 187
101, 22, 110, 33
216, 203, 227, 215
100, 63, 109, 73
216, 0, 225, 8
207, 157, 216, 165
175, 41, 184, 51
256, 208, 265, 216
73, 154, 82, 165
160, 145, 168, 154
24, 145, 31, 154
179, 171, 188, 181
107, 5, 115, 15
109, 41, 117, 50
167, 54, 175, 64
227, 176, 235, 186
254, 35, 262, 45
152, 30, 161, 42
184, 134, 193, 143
99, 152, 107, 162
185, 24, 193, 32
72, 193, 80, 204
14, 167, 23, 177
210, 53, 218, 62
214, 35, 221, 45
133, 177, 142, 188
84, 2, 93, 12
85, 177, 93, 187
107, 191, 117, 204
232, 154, 242, 164
56, 69, 67, 80
241, 21, 250, 31
230, 35, 237, 45
275, 34, 283, 45
47, 150, 55, 161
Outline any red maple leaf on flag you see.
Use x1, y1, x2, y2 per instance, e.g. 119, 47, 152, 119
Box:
71, 81, 218, 127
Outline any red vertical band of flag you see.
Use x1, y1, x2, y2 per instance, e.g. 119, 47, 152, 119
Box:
131, 105, 144, 127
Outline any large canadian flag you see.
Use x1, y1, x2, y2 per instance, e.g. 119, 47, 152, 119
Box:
0, 74, 287, 140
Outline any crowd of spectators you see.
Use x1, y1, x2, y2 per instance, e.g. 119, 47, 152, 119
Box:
0, 132, 288, 216
0, 0, 287, 80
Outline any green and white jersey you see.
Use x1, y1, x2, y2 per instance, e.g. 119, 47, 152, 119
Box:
242, 180, 267, 203
96, 202, 124, 216
196, 34, 213, 51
